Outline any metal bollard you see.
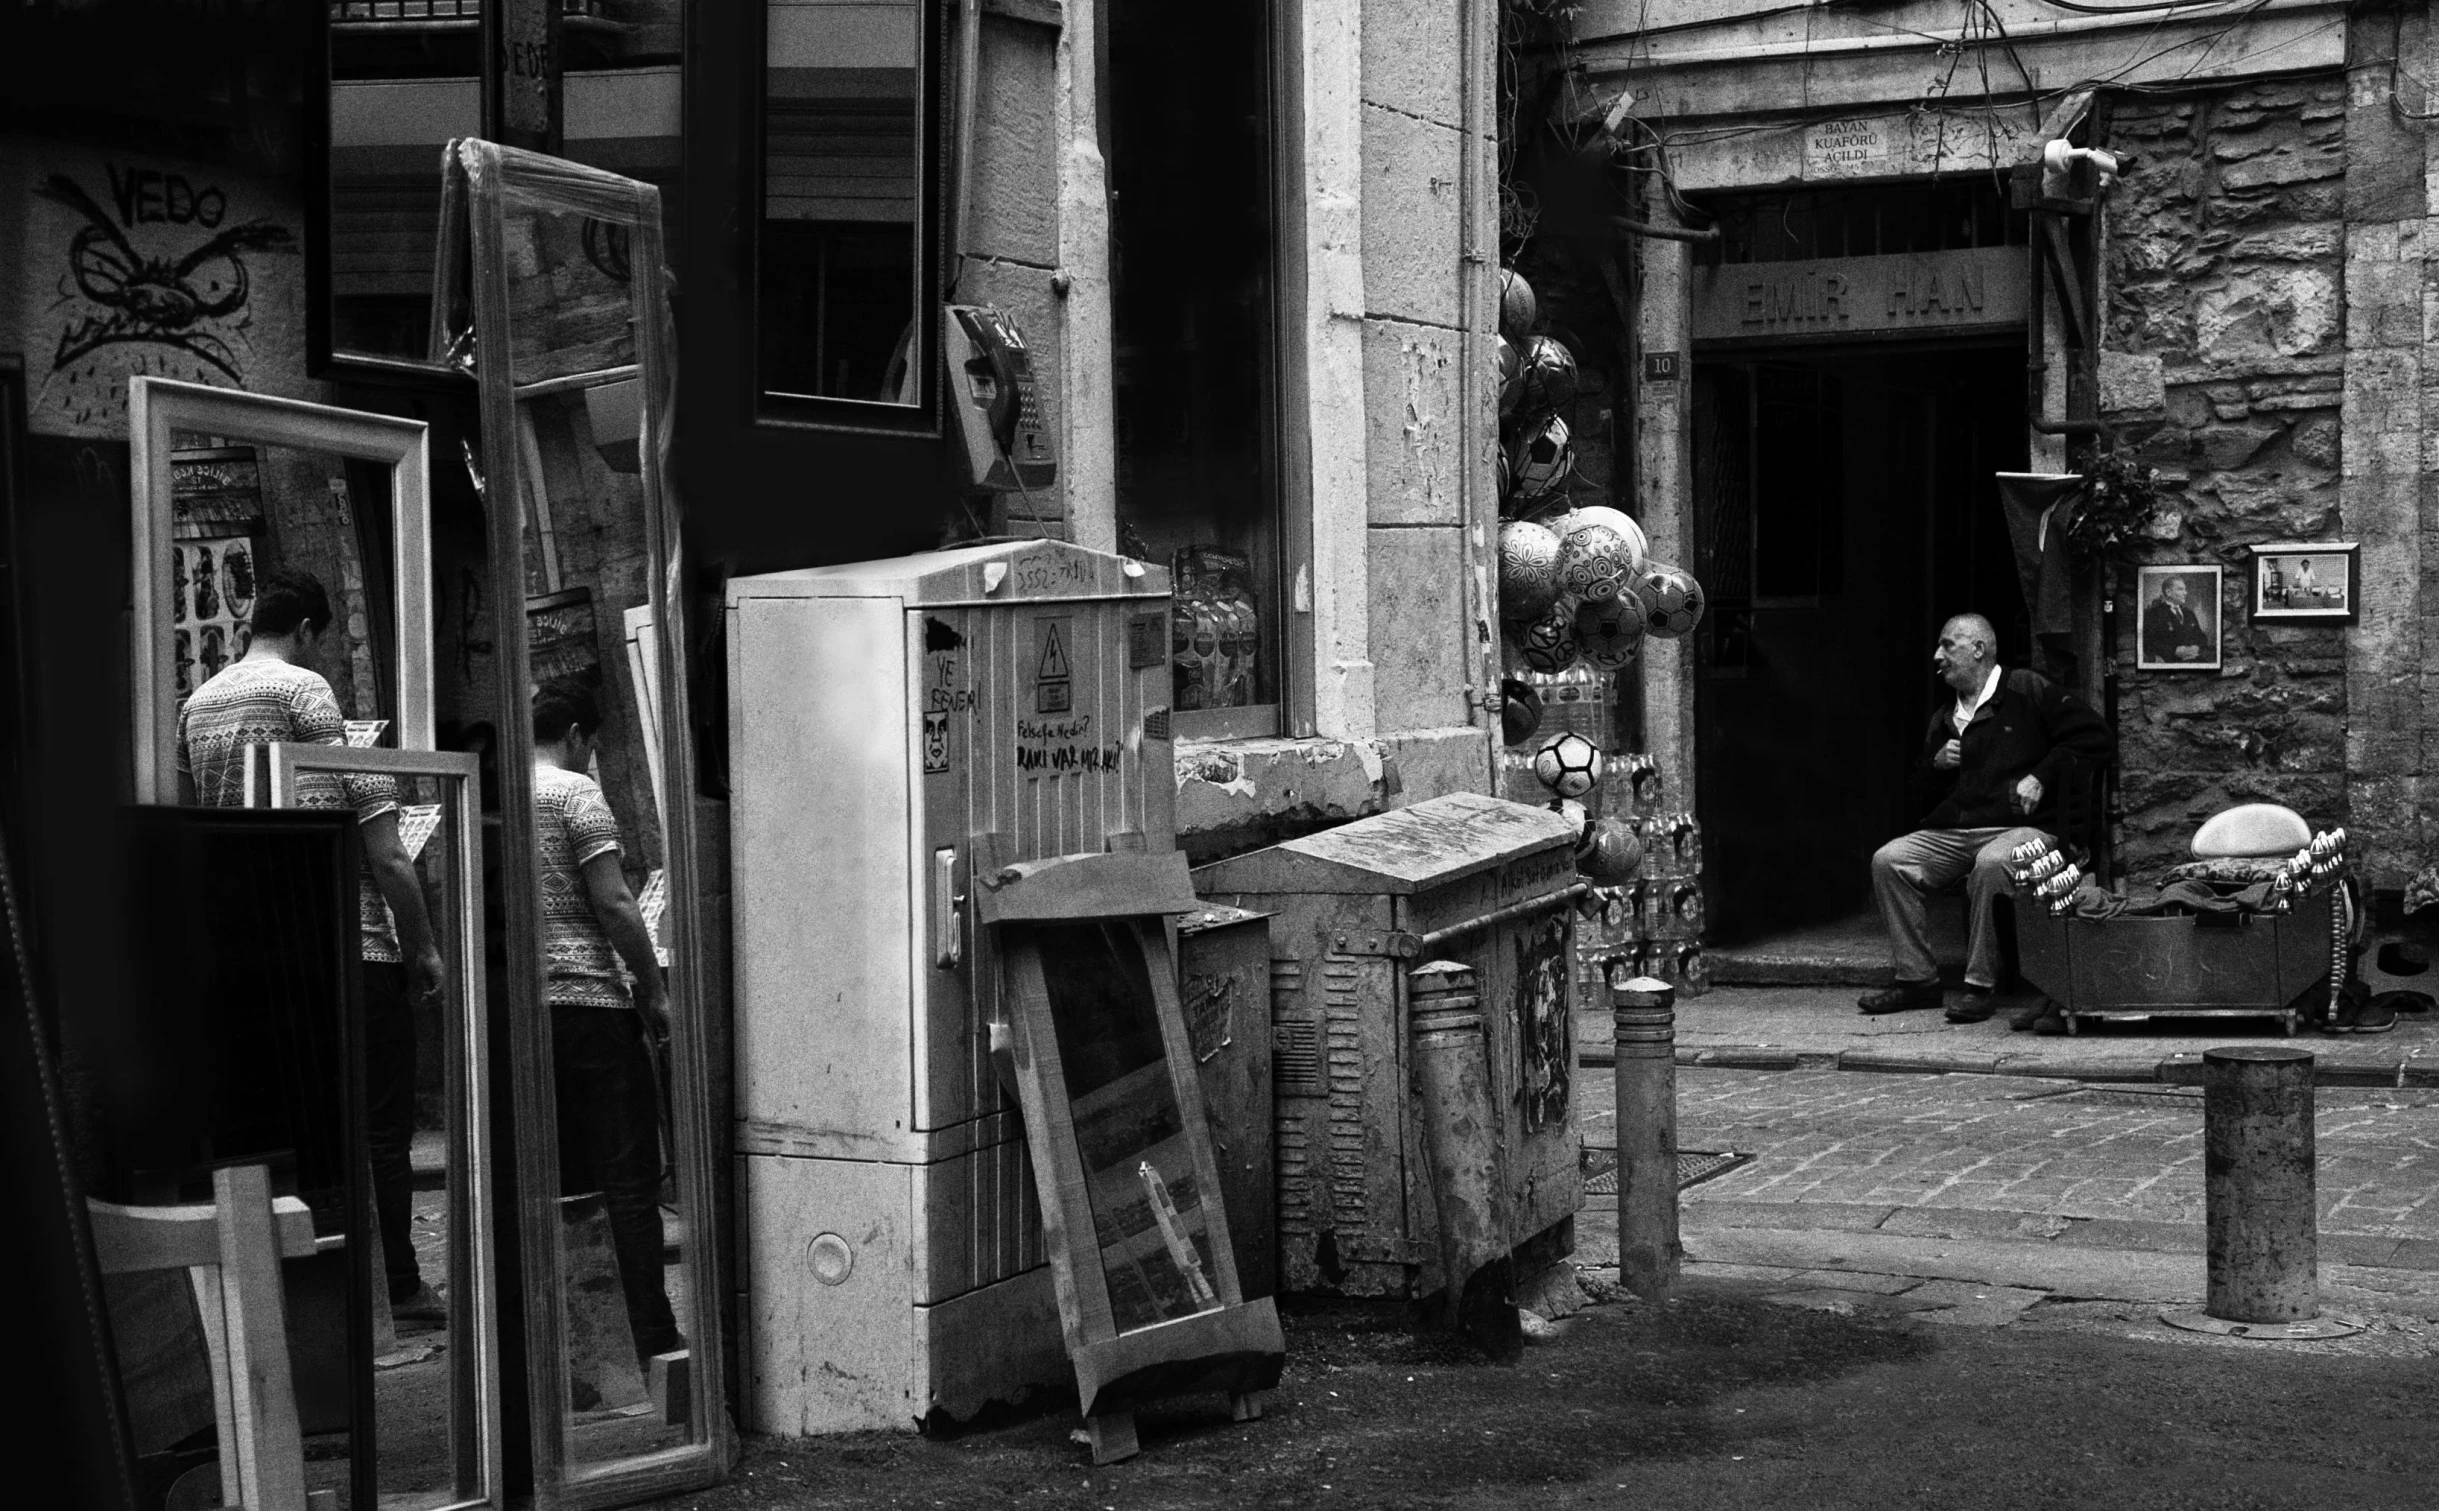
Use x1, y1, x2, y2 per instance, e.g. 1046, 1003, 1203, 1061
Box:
1408, 961, 1519, 1357
2160, 1046, 2359, 1340
1612, 974, 1683, 1300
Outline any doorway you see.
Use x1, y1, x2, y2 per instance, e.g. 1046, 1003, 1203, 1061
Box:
1692, 342, 2027, 948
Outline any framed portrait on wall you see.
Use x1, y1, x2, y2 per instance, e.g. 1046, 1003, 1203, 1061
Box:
2134, 563, 2223, 673
2250, 542, 2358, 627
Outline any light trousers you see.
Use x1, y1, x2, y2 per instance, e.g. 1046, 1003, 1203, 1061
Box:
1869, 825, 2052, 990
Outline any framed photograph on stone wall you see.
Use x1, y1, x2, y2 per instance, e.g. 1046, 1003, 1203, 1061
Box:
2249, 542, 2358, 627
2134, 563, 2223, 672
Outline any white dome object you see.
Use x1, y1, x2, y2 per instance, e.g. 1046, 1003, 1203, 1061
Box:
2191, 803, 2313, 860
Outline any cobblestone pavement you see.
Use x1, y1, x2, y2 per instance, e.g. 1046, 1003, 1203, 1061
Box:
1638, 1067, 2439, 1241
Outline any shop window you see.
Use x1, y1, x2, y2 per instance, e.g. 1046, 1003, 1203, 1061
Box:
754, 0, 934, 418
1106, 0, 1285, 739
314, 1, 685, 375
1694, 181, 2029, 267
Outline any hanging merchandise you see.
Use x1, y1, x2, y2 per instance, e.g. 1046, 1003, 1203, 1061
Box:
1554, 510, 1635, 603
1499, 266, 1538, 343
1630, 560, 1708, 638
1564, 505, 1648, 574
1572, 595, 1646, 671
1499, 676, 1543, 746
1495, 334, 1525, 421
1580, 817, 1643, 885
1518, 335, 1579, 413
1509, 412, 1574, 503
1497, 518, 1565, 623
1532, 731, 1604, 799
1546, 796, 1593, 860
1516, 597, 1582, 673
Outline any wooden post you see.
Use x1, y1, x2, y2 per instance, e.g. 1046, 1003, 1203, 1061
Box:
1407, 961, 1518, 1359
1612, 974, 1682, 1299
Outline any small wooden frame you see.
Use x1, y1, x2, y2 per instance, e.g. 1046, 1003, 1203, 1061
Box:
984, 847, 1284, 1463
2248, 541, 2358, 627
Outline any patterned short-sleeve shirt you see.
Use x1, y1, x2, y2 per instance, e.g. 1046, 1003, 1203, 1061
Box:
534, 762, 630, 1008
177, 658, 401, 962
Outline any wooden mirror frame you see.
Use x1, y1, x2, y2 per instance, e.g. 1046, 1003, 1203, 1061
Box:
451, 137, 726, 1506
266, 744, 503, 1511
127, 377, 435, 805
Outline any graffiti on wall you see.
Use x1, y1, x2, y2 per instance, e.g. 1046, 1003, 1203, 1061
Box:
31, 163, 298, 432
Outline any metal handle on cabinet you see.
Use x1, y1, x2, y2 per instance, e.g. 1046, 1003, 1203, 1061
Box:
932, 847, 963, 968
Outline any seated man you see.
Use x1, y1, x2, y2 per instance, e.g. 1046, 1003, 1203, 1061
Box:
1860, 614, 2113, 1023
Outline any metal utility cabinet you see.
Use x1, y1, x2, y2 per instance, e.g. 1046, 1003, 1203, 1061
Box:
726, 541, 1176, 1433
1193, 792, 1587, 1298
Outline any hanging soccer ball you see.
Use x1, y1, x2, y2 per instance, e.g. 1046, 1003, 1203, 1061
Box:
1580, 817, 1643, 884
1519, 335, 1580, 413
1516, 599, 1581, 674
1495, 334, 1525, 420
1500, 677, 1542, 746
1631, 560, 1707, 638
1564, 506, 1648, 573
1509, 413, 1573, 501
1500, 266, 1538, 343
1573, 595, 1647, 670
1555, 512, 1635, 603
1533, 731, 1604, 799
1498, 519, 1565, 624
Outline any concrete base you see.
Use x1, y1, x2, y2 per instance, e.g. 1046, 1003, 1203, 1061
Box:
2158, 1308, 2362, 1340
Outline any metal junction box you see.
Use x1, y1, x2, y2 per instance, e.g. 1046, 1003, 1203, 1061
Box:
1191, 792, 1586, 1298
726, 540, 1176, 1434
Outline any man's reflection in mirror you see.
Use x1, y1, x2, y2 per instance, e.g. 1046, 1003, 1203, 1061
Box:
175, 567, 448, 1326
531, 678, 681, 1366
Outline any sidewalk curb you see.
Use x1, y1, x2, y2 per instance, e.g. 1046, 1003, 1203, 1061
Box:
1577, 1043, 2438, 1087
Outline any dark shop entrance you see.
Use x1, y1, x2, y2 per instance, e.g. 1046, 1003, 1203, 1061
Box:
1690, 341, 2029, 949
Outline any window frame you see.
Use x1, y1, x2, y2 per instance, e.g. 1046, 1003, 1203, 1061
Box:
743, 0, 946, 438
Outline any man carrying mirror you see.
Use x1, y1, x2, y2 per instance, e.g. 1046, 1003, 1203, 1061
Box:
176, 566, 450, 1327
531, 677, 682, 1370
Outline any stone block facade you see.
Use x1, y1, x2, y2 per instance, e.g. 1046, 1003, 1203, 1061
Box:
2101, 78, 2359, 877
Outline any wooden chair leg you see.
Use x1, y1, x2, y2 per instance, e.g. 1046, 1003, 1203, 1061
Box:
1086, 1411, 1139, 1465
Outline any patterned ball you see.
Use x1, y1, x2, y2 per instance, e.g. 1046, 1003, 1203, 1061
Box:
1516, 600, 1581, 674
1498, 519, 1565, 624
1500, 677, 1542, 746
1580, 817, 1643, 884
1631, 560, 1707, 638
1555, 516, 1635, 604
1519, 335, 1579, 412
1564, 506, 1649, 573
1495, 334, 1524, 419
1500, 266, 1538, 343
1510, 413, 1572, 500
1573, 595, 1647, 671
1533, 731, 1604, 799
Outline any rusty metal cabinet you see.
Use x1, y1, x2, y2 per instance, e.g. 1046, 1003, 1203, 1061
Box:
1192, 792, 1586, 1298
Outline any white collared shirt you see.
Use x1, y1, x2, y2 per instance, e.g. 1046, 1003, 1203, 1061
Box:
1952, 664, 2001, 737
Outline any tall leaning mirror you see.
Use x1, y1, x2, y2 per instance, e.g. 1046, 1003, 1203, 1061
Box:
129, 377, 502, 1509
446, 138, 723, 1502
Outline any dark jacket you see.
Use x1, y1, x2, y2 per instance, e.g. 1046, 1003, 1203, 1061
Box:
2141, 595, 2212, 664
1914, 668, 2114, 831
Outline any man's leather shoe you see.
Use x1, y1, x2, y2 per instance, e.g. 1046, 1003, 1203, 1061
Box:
1944, 988, 1996, 1024
1858, 981, 1942, 1015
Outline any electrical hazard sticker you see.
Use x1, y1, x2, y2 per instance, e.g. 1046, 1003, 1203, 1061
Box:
922, 712, 950, 773
1034, 617, 1072, 714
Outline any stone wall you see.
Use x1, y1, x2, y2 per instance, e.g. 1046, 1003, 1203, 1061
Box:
2099, 77, 2352, 877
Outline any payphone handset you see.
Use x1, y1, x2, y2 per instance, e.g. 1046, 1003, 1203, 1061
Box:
946, 303, 1058, 494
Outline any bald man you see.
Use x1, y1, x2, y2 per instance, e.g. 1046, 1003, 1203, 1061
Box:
1860, 615, 2114, 1023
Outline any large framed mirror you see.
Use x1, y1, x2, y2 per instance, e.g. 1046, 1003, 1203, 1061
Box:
449, 138, 725, 1502
268, 745, 500, 1511
128, 377, 434, 803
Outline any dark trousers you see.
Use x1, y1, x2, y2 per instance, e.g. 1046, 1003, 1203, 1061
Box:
364, 961, 423, 1303
551, 1004, 678, 1359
